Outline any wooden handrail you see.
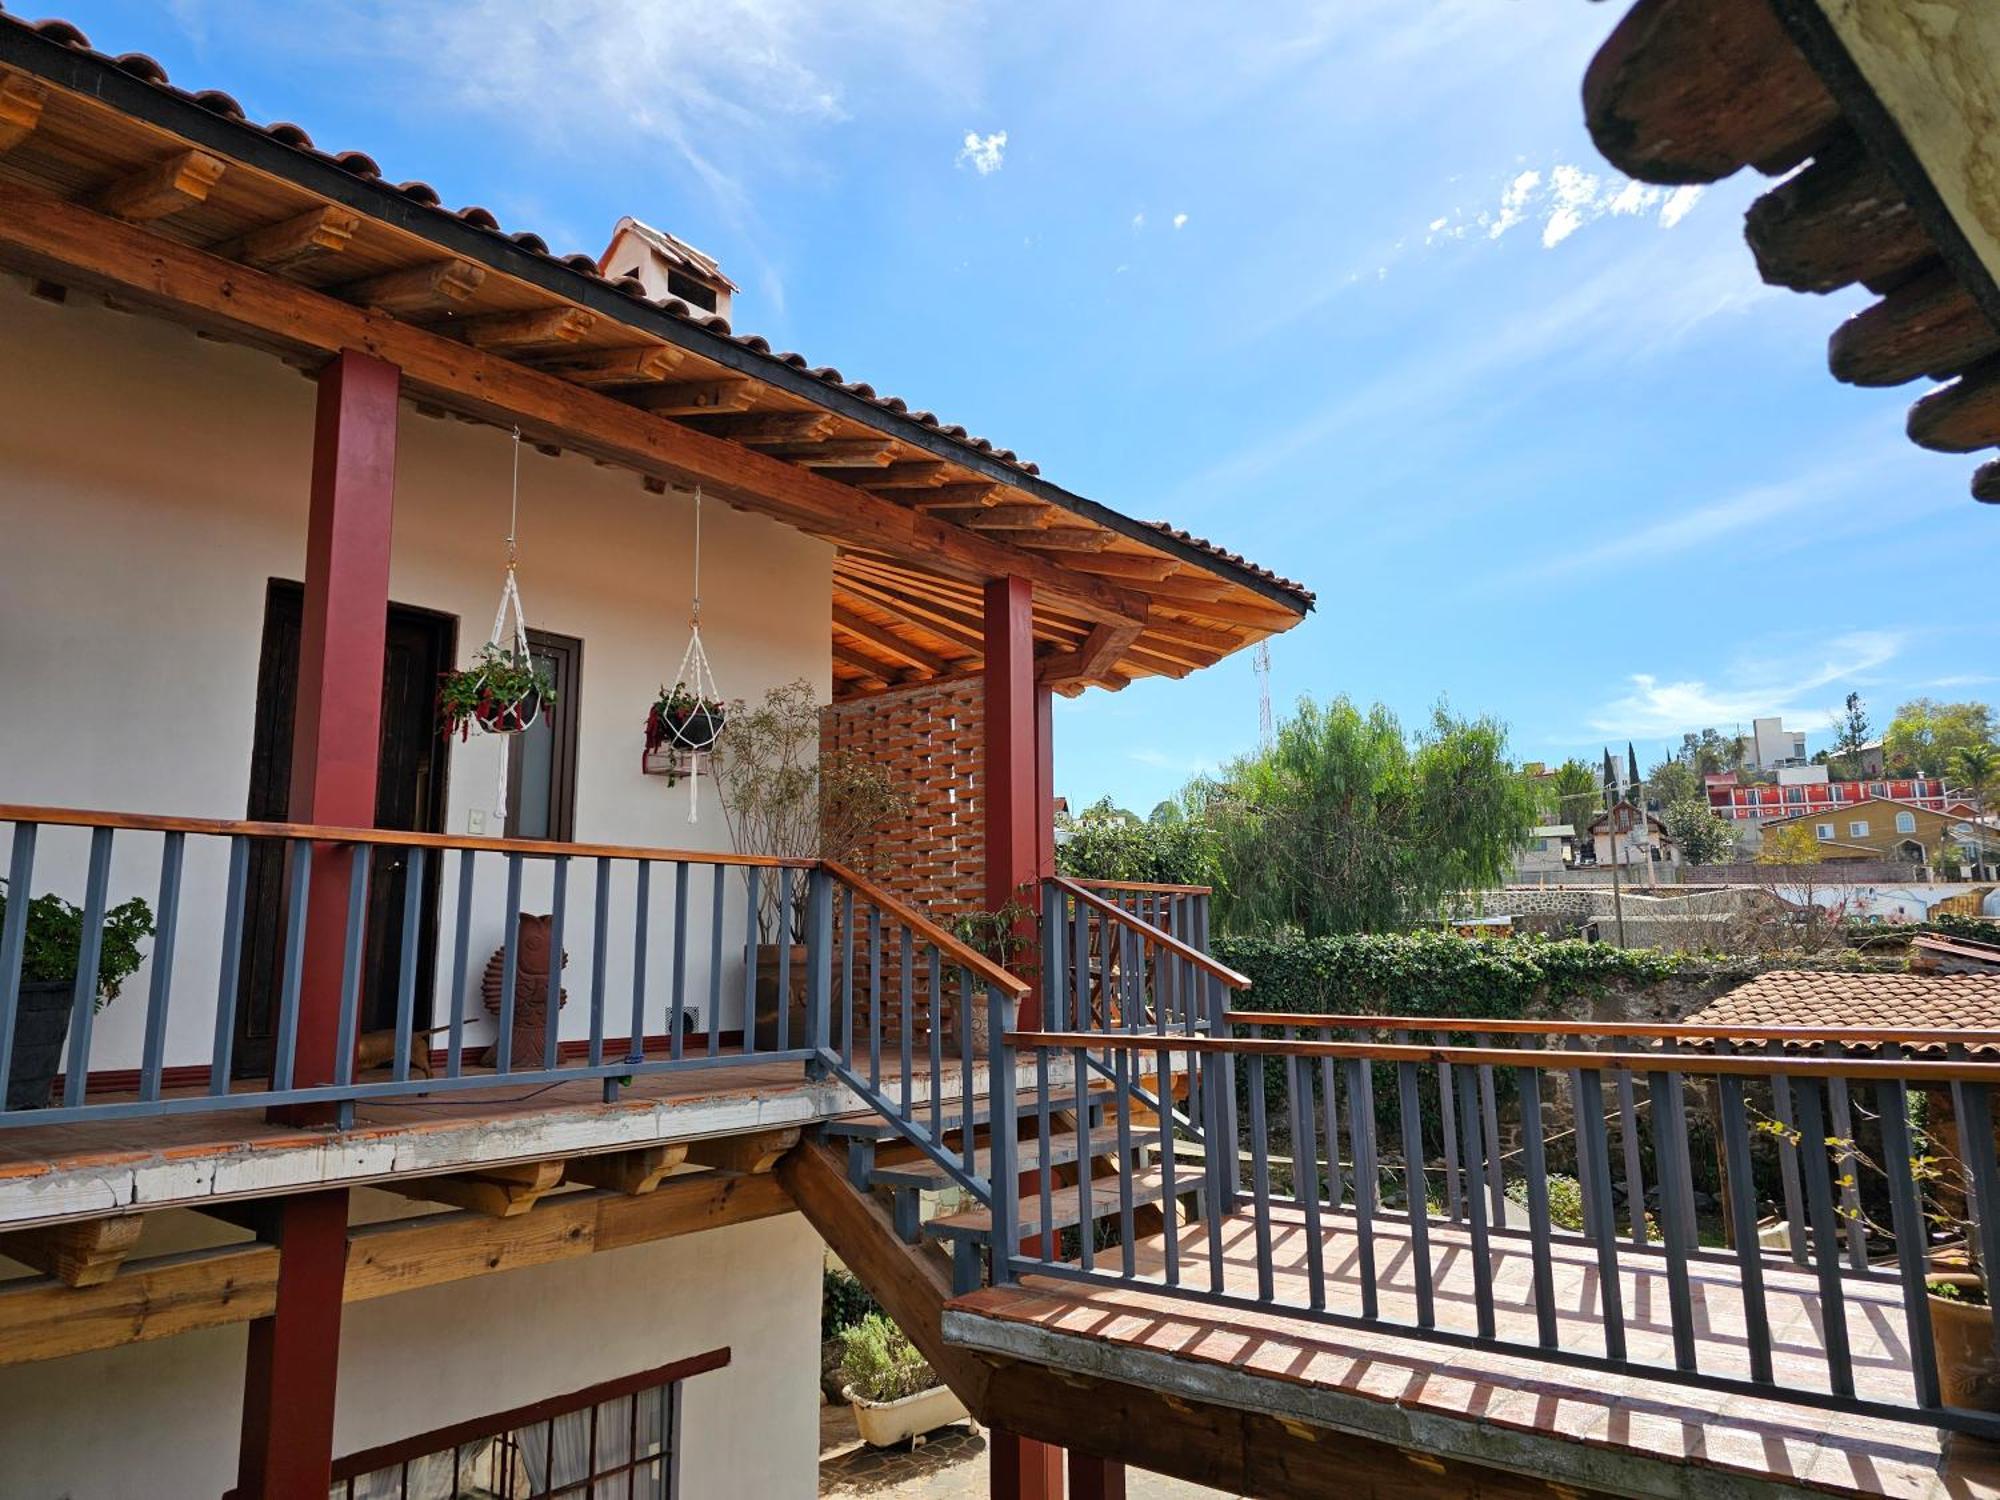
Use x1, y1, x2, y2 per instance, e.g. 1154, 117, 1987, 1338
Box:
0, 803, 814, 869
824, 861, 1029, 999
1225, 1011, 2000, 1048
1067, 877, 1214, 896
1048, 876, 1250, 989
1005, 1028, 2000, 1083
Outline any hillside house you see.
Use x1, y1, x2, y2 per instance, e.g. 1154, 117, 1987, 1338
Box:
1763, 796, 1994, 869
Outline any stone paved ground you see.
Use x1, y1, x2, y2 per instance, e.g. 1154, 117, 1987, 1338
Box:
818, 1401, 1240, 1498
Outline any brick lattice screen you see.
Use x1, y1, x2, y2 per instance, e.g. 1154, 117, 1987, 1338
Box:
821, 677, 985, 918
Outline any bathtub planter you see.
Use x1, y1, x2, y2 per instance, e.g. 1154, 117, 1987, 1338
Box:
842, 1382, 971, 1451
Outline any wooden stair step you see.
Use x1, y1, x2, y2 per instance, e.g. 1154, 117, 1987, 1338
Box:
869, 1128, 1089, 1192
927, 1165, 1183, 1243
823, 1083, 1109, 1144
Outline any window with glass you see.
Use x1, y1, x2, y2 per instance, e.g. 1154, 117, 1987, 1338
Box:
1896, 811, 1918, 834
506, 629, 583, 842
1816, 824, 1835, 841
325, 1349, 726, 1500
1850, 820, 1870, 838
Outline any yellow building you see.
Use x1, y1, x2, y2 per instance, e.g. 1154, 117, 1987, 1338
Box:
1763, 796, 1991, 865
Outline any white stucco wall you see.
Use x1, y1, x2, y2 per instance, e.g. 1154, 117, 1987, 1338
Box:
0, 1201, 822, 1499
0, 281, 833, 1068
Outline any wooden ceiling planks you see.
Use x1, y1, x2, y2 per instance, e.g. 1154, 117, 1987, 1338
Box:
1584, 0, 2000, 502
0, 37, 1309, 699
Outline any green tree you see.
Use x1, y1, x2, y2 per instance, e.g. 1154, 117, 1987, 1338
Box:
1539, 759, 1600, 825
1202, 697, 1537, 937
1661, 797, 1737, 866
1832, 691, 1871, 778
1884, 698, 1995, 776
1056, 796, 1220, 888
1645, 757, 1699, 809
1954, 744, 1997, 809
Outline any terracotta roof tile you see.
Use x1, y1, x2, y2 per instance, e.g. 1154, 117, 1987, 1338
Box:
1686, 970, 2000, 1053
0, 6, 1313, 610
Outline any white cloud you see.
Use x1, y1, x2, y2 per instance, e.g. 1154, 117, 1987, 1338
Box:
1172, 212, 1189, 230
1441, 161, 1706, 252
1489, 169, 1540, 240
1132, 211, 1146, 228
957, 129, 1008, 175
1588, 632, 1908, 738
1659, 185, 1703, 229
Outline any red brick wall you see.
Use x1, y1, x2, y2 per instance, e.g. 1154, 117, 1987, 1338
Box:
821, 677, 985, 919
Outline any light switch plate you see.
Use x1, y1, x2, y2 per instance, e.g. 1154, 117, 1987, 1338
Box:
467, 809, 487, 835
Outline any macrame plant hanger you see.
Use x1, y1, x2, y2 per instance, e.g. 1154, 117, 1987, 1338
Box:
479, 427, 537, 820
666, 485, 724, 823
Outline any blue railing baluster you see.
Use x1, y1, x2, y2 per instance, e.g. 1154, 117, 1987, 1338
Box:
448, 849, 476, 1079
1247, 1051, 1274, 1301
208, 834, 248, 1094
740, 866, 759, 1060
805, 869, 832, 1073
1073, 1040, 1093, 1274
1348, 1056, 1380, 1321
498, 851, 525, 1075
138, 830, 184, 1103
960, 967, 977, 1181
333, 849, 370, 1087
838, 884, 854, 1067
1157, 1041, 1180, 1288
927, 944, 943, 1142
988, 981, 1018, 1285
1647, 1070, 1699, 1373
899, 926, 913, 1119
1397, 1059, 1435, 1327
867, 907, 883, 1090
60, 826, 115, 1107
588, 856, 610, 1071
1719, 1075, 1774, 1385
670, 861, 689, 1062
1455, 1063, 1495, 1340
1115, 1047, 1137, 1278
0, 821, 37, 1102
708, 866, 726, 1059
776, 869, 794, 1054
623, 860, 650, 1078
1575, 1068, 1626, 1360
542, 853, 566, 1072
1518, 1067, 1557, 1350
395, 846, 427, 1080
271, 839, 312, 1094
1291, 1053, 1322, 1310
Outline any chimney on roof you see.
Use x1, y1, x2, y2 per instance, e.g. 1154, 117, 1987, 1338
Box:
598, 217, 738, 321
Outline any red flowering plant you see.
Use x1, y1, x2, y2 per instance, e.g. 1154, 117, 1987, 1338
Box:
645, 681, 728, 755
438, 644, 555, 740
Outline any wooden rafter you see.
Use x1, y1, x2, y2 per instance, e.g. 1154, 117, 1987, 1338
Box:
1038, 622, 1144, 689
682, 410, 833, 442
564, 1144, 690, 1196
685, 1127, 801, 1175
1065, 552, 1183, 583
0, 182, 1151, 624
339, 257, 485, 314
528, 344, 685, 385
381, 1160, 567, 1218
0, 1214, 144, 1288
457, 306, 597, 351
817, 460, 950, 490
833, 641, 908, 684
909, 483, 1005, 513
832, 606, 959, 675
1017, 526, 1116, 553
90, 148, 225, 223
622, 379, 754, 415
210, 205, 360, 272
959, 503, 1047, 531
0, 71, 49, 154
770, 436, 897, 466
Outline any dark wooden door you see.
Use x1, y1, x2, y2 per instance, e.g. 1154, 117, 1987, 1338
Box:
236, 581, 454, 1076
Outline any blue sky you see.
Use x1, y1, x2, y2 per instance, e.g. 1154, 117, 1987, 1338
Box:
75, 1, 1997, 808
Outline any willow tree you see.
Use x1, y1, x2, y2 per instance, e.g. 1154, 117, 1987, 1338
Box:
1200, 696, 1536, 936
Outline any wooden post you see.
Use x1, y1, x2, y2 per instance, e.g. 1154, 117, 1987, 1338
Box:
1068, 1449, 1129, 1500
983, 581, 1064, 1497
993, 1427, 1067, 1500
239, 348, 398, 1500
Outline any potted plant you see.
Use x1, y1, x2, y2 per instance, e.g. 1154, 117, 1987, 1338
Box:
836, 1312, 969, 1450
710, 681, 908, 1049
438, 643, 555, 740
646, 682, 727, 757
1927, 1272, 1998, 1412
0, 886, 154, 1109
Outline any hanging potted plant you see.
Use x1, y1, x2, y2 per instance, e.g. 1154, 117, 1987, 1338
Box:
711, 681, 908, 1048
439, 643, 555, 741
0, 885, 154, 1109
646, 682, 728, 757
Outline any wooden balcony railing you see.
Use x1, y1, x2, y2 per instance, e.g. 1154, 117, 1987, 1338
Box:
991, 1018, 2000, 1441
0, 804, 1025, 1134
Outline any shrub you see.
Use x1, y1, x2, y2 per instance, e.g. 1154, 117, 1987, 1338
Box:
1504, 1174, 1586, 1233
821, 1265, 880, 1341
0, 887, 154, 1007
836, 1313, 937, 1403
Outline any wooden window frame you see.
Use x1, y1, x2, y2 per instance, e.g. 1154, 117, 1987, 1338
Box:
320, 1346, 728, 1496
505, 627, 584, 843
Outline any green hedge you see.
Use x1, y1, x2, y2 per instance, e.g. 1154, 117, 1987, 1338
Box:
1210, 930, 1688, 1022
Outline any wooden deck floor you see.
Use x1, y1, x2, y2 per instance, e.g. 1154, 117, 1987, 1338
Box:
946, 1205, 2000, 1499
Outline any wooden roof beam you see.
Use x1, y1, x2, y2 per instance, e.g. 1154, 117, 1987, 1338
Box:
960, 503, 1048, 531
772, 436, 896, 466
1830, 265, 2000, 388
1744, 132, 1930, 295
339, 257, 485, 314
380, 1160, 567, 1218
0, 72, 48, 155
1909, 359, 2000, 452
682, 410, 834, 443
457, 305, 597, 351
91, 148, 226, 223
0, 182, 1148, 625
832, 606, 959, 675
1583, 0, 1837, 185
1976, 460, 2000, 504
210, 204, 360, 272
622, 379, 755, 415
527, 343, 686, 386
1017, 526, 1116, 553
1038, 622, 1143, 690
910, 483, 1004, 513
832, 641, 907, 686
1065, 552, 1183, 583
0, 1214, 144, 1288
819, 461, 951, 490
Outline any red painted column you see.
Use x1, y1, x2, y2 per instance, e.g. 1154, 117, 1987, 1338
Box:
983, 578, 1064, 1499
983, 575, 1039, 1028
239, 349, 399, 1500
992, 1428, 1068, 1500
1067, 1450, 1128, 1500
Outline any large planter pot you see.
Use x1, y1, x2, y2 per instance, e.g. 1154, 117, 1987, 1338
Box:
843, 1382, 971, 1450
753, 943, 811, 1051
1929, 1273, 2000, 1412
7, 979, 75, 1110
